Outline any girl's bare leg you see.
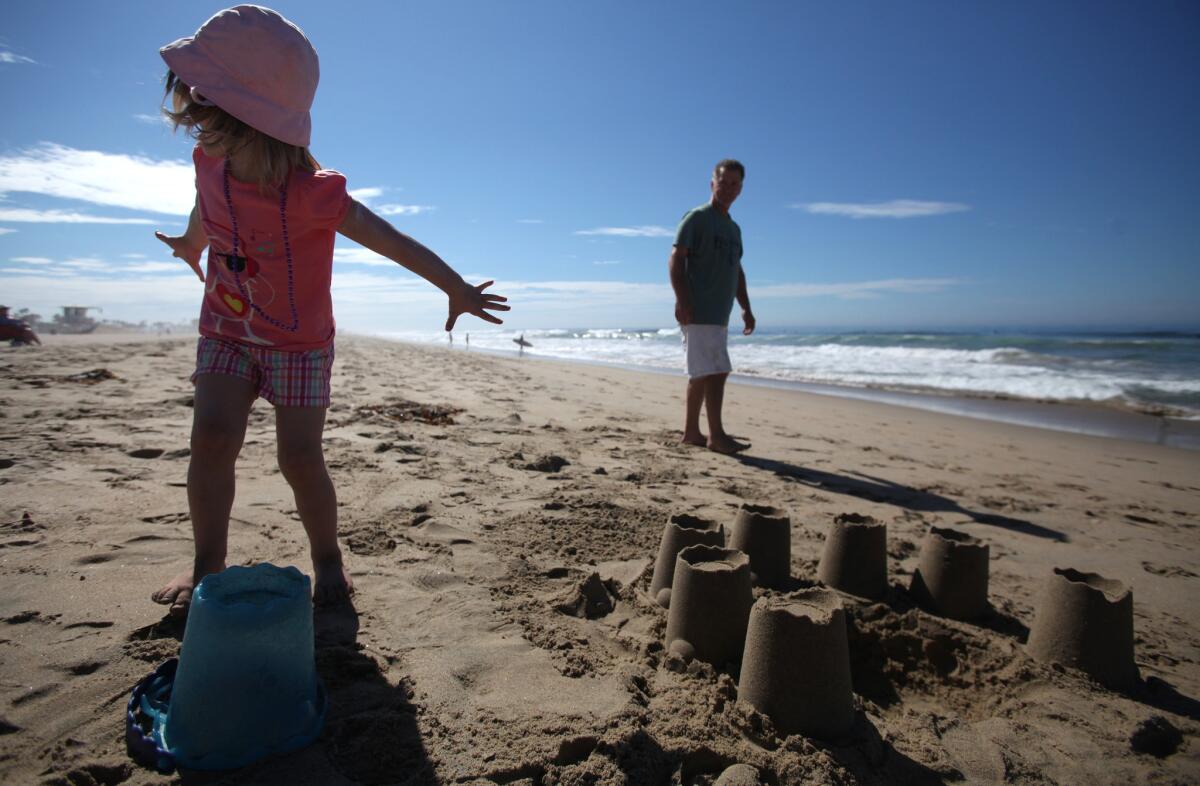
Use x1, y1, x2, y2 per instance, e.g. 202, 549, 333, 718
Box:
152, 373, 256, 616
275, 405, 353, 604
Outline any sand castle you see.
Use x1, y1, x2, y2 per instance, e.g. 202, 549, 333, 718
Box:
1026, 567, 1140, 691
650, 513, 725, 608
664, 545, 755, 666
729, 504, 791, 590
909, 526, 990, 620
817, 513, 888, 599
738, 589, 856, 739
652, 506, 1149, 748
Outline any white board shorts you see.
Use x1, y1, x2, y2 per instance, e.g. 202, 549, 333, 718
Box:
682, 323, 732, 379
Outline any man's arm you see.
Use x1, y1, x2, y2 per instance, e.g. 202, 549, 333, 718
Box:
736, 265, 755, 335
338, 199, 508, 330
668, 244, 692, 325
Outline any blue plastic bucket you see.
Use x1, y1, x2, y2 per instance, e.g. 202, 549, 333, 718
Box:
127, 564, 326, 771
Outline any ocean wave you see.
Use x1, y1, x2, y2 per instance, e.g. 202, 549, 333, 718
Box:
369, 328, 1200, 415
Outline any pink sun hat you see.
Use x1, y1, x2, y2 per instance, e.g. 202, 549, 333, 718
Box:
160, 5, 319, 147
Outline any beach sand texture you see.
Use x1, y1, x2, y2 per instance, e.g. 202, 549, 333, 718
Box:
1, 333, 1198, 785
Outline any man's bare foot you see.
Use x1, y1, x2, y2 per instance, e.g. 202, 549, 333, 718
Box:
151, 561, 224, 617
708, 434, 750, 455
680, 430, 707, 447
313, 559, 355, 606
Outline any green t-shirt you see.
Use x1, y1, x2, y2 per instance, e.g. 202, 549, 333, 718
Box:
674, 203, 742, 326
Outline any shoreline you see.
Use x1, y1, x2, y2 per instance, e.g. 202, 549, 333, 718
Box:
356, 333, 1200, 452
34, 329, 1200, 451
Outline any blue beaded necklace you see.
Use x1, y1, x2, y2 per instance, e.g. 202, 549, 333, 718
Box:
221, 159, 300, 332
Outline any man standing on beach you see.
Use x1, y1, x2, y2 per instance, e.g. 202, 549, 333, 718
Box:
668, 159, 755, 454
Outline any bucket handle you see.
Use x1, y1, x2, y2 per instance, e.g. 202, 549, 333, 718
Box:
125, 658, 178, 774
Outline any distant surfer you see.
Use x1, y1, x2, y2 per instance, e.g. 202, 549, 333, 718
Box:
513, 332, 532, 355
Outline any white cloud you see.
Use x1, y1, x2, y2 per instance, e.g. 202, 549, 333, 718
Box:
2, 253, 194, 278
517, 218, 544, 224
0, 143, 194, 215
754, 278, 961, 299
133, 113, 168, 126
0, 228, 18, 235
0, 208, 156, 224
332, 272, 669, 307
125, 261, 190, 273
592, 260, 622, 266
0, 267, 59, 275
332, 270, 442, 301
0, 270, 202, 314
490, 279, 672, 303
348, 187, 384, 204
333, 245, 395, 267
575, 226, 673, 237
793, 200, 969, 219
0, 261, 967, 331
60, 257, 107, 270
0, 51, 36, 65
378, 204, 435, 216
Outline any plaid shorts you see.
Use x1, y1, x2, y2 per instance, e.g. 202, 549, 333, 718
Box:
192, 337, 335, 407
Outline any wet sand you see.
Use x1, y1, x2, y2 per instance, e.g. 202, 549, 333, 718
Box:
1, 333, 1197, 784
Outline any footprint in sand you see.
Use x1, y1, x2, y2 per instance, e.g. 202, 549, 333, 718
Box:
140, 512, 189, 525
126, 448, 164, 459
4, 610, 59, 625
1141, 562, 1198, 578
62, 620, 114, 630
75, 552, 118, 565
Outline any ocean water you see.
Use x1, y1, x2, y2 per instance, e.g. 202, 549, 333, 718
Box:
376, 328, 1200, 419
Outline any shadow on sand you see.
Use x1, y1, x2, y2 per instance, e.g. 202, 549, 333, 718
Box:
309, 602, 438, 785
736, 453, 1068, 542
1132, 676, 1200, 723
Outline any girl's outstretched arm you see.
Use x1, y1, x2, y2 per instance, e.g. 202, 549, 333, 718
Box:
338, 200, 509, 331
155, 195, 208, 282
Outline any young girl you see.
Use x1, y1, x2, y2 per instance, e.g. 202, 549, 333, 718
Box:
151, 5, 508, 616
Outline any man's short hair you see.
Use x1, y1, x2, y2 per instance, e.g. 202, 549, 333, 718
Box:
714, 159, 745, 181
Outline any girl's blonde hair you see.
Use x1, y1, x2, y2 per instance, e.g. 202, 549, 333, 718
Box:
163, 70, 319, 191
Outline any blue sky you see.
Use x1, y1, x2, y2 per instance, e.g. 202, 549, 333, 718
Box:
1, 1, 1197, 332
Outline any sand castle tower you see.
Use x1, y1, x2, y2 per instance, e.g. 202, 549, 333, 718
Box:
738, 589, 856, 739
729, 504, 791, 589
664, 545, 754, 667
817, 514, 887, 599
1026, 568, 1140, 690
909, 526, 990, 620
650, 513, 725, 608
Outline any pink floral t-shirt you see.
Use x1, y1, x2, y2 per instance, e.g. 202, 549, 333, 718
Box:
193, 146, 351, 351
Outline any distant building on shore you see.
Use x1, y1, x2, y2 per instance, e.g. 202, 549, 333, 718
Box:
49, 306, 100, 334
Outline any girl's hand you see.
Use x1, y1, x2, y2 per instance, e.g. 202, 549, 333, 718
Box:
156, 231, 206, 282
446, 280, 509, 331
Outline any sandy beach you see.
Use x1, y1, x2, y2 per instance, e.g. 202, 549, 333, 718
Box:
1, 333, 1197, 785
